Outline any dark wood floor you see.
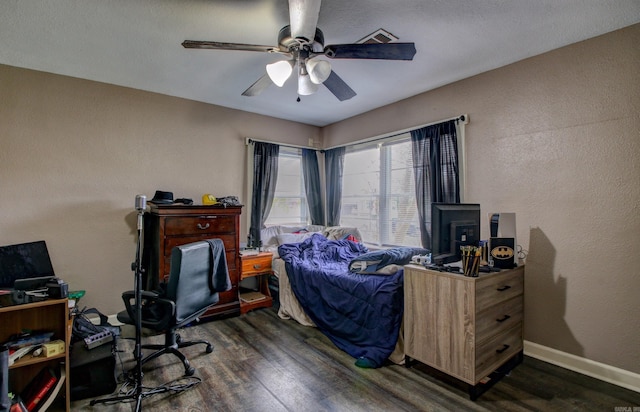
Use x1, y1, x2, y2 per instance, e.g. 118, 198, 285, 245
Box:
72, 307, 639, 411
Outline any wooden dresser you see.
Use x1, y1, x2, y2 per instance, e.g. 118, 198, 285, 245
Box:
143, 204, 243, 319
403, 264, 524, 400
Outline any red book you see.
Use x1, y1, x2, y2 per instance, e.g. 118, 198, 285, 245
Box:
20, 367, 58, 412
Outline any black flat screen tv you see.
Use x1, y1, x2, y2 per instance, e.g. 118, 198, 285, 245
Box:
0, 240, 56, 289
431, 203, 481, 265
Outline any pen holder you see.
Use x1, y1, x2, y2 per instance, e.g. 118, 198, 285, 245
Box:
460, 245, 481, 277
462, 255, 480, 277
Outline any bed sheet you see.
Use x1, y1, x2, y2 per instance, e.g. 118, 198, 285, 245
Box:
276, 235, 410, 367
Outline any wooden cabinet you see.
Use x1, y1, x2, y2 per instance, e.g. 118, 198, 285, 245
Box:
144, 204, 243, 319
403, 264, 524, 400
239, 252, 273, 314
1, 299, 71, 411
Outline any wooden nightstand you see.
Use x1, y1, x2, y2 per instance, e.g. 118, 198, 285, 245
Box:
239, 252, 273, 314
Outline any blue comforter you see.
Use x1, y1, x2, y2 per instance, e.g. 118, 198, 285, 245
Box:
278, 234, 408, 368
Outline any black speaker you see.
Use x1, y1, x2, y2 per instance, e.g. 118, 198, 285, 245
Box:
69, 341, 117, 400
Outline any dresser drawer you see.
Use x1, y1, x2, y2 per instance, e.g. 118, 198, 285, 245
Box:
476, 268, 523, 309
475, 296, 523, 344
164, 235, 236, 257
164, 215, 236, 236
475, 323, 523, 382
241, 253, 273, 279
162, 250, 237, 280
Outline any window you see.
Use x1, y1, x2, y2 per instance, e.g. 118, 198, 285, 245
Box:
340, 134, 421, 247
264, 148, 308, 226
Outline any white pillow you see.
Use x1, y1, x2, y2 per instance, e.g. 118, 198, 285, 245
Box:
305, 224, 326, 233
260, 226, 283, 249
323, 226, 363, 242
276, 232, 321, 245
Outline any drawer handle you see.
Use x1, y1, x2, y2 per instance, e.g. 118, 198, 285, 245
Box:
496, 285, 511, 292
496, 314, 511, 323
197, 223, 210, 230
496, 344, 510, 354
253, 264, 262, 270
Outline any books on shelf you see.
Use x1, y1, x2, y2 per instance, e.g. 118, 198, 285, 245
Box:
9, 345, 37, 366
240, 291, 267, 303
35, 369, 65, 412
20, 366, 64, 412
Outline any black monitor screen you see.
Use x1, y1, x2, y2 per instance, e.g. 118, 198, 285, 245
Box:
431, 203, 481, 265
0, 240, 55, 288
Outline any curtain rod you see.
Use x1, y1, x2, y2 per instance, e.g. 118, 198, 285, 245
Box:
245, 137, 316, 151
323, 114, 468, 151
246, 114, 468, 152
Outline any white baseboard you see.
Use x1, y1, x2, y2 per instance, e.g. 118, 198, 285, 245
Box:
524, 340, 640, 393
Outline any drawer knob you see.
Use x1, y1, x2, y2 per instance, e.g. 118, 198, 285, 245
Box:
496, 314, 511, 323
253, 264, 262, 270
496, 344, 510, 354
496, 285, 511, 292
197, 223, 210, 230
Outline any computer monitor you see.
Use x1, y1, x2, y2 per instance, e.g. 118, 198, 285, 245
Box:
0, 240, 56, 289
431, 203, 481, 265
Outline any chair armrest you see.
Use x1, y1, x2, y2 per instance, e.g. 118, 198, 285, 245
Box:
121, 290, 175, 330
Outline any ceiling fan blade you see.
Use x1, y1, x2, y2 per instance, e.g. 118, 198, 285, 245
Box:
324, 43, 417, 60
182, 40, 276, 53
241, 74, 274, 97
323, 70, 356, 101
288, 0, 321, 41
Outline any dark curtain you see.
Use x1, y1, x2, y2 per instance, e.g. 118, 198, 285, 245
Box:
302, 149, 324, 225
324, 147, 346, 226
249, 142, 279, 247
411, 120, 460, 249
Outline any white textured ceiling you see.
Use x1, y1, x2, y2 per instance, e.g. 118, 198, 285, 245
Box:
2, 0, 639, 127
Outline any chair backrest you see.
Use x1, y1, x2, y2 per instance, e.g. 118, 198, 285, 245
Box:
165, 239, 231, 324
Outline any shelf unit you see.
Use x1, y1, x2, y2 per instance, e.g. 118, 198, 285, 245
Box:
239, 252, 273, 314
1, 298, 71, 411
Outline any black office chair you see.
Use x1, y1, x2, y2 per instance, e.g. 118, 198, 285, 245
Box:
117, 239, 231, 376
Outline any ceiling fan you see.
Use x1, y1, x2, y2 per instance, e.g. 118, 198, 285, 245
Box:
182, 0, 416, 101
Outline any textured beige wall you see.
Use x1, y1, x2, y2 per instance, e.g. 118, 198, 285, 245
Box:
0, 65, 317, 316
323, 24, 640, 374
1, 23, 638, 376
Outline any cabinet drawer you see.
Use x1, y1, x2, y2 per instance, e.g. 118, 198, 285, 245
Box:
474, 323, 522, 382
241, 254, 273, 278
162, 250, 237, 278
164, 235, 236, 258
475, 296, 523, 344
165, 216, 236, 236
476, 268, 523, 309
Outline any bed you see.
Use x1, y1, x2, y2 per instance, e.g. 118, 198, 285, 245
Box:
261, 225, 428, 368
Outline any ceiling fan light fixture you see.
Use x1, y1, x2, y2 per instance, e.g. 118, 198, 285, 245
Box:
307, 58, 331, 84
298, 73, 319, 95
266, 60, 293, 87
